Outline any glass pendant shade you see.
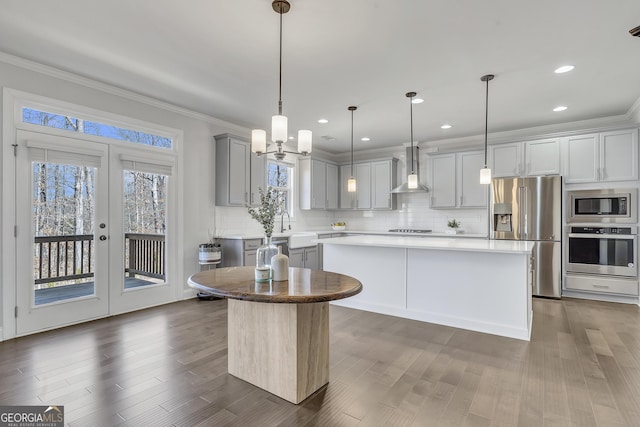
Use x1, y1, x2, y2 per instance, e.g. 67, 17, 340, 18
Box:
297, 129, 312, 154
271, 115, 288, 142
251, 129, 267, 153
347, 177, 357, 193
480, 167, 492, 184
407, 172, 419, 189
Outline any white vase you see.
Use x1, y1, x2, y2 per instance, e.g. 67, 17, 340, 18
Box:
271, 246, 289, 282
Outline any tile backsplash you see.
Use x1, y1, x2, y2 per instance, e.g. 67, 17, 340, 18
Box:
214, 194, 488, 236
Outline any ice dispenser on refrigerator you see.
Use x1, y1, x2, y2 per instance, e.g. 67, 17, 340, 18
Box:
493, 203, 513, 232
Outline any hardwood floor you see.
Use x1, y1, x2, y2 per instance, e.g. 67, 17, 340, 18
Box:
1, 297, 639, 426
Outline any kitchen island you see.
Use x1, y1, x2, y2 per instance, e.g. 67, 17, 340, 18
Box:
320, 235, 535, 341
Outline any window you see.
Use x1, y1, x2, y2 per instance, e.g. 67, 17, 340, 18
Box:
22, 107, 172, 148
267, 161, 294, 216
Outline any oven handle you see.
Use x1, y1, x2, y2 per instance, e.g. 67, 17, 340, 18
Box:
568, 233, 637, 239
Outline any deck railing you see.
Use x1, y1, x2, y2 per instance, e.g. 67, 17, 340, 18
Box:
34, 233, 165, 285
34, 234, 94, 285
125, 233, 165, 279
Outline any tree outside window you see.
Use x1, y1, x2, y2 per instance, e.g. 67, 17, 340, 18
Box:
267, 161, 293, 217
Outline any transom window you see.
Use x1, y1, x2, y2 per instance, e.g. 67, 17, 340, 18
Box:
22, 107, 172, 148
267, 161, 293, 216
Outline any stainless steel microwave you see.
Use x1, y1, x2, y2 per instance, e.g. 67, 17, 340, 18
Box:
567, 189, 637, 223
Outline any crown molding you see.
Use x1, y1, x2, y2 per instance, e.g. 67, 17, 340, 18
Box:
0, 51, 248, 134
627, 95, 640, 124
422, 113, 636, 151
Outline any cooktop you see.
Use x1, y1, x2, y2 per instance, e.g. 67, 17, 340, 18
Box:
388, 229, 432, 233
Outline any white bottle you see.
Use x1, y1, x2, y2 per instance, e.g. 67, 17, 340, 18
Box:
271, 246, 289, 282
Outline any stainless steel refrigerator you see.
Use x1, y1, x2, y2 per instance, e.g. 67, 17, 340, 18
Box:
491, 175, 562, 298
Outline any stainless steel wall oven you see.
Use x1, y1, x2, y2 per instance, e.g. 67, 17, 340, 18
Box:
566, 225, 637, 278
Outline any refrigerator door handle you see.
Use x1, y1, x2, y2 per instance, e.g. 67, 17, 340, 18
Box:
518, 186, 527, 239
523, 186, 528, 239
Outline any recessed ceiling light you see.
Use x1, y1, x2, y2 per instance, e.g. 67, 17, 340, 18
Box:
411, 98, 424, 104
553, 106, 568, 112
361, 137, 370, 141
441, 124, 452, 129
317, 118, 328, 124
554, 65, 575, 74
289, 136, 295, 140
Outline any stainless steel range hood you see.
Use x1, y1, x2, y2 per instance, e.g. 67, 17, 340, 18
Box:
391, 146, 429, 193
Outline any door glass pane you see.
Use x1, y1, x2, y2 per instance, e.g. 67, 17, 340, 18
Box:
33, 162, 95, 305
123, 170, 168, 289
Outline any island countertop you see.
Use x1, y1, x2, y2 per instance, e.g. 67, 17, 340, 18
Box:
318, 235, 535, 254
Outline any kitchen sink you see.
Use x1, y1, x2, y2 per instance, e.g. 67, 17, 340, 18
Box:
288, 232, 318, 249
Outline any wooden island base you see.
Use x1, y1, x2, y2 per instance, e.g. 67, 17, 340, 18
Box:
228, 299, 330, 404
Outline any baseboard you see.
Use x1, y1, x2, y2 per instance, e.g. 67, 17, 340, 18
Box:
183, 288, 198, 300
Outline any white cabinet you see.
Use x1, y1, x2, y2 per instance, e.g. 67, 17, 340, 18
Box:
299, 158, 339, 210
490, 139, 560, 177
215, 134, 253, 207
430, 150, 487, 209
289, 246, 318, 269
564, 129, 638, 183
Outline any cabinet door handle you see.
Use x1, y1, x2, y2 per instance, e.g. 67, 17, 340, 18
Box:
593, 284, 609, 289
245, 192, 248, 202
459, 196, 463, 206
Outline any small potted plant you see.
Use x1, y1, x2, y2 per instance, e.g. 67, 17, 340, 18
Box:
446, 219, 461, 234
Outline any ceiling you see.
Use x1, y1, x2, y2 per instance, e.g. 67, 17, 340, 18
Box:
1, 0, 639, 154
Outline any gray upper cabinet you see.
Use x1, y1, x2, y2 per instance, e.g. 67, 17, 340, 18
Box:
299, 158, 339, 210
564, 129, 638, 183
430, 150, 486, 209
249, 152, 266, 207
339, 159, 397, 210
339, 164, 355, 209
490, 139, 560, 177
215, 134, 250, 207
355, 163, 371, 209
371, 160, 397, 210
215, 133, 266, 207
326, 163, 339, 209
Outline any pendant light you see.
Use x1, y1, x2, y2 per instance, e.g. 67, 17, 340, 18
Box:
480, 74, 494, 185
406, 92, 419, 189
391, 91, 429, 193
251, 0, 311, 161
347, 106, 357, 193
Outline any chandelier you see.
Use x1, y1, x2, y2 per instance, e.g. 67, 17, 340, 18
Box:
251, 0, 311, 161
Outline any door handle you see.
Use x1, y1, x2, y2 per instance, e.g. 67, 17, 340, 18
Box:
99, 235, 108, 241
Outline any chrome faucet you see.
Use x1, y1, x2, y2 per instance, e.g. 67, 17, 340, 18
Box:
280, 210, 291, 233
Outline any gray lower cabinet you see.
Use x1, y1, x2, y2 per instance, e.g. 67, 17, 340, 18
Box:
289, 246, 318, 269
219, 238, 262, 267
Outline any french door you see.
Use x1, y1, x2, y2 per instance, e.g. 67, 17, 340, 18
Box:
15, 130, 176, 336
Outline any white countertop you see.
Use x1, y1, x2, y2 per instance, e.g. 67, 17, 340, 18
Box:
216, 230, 488, 240
318, 235, 535, 254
